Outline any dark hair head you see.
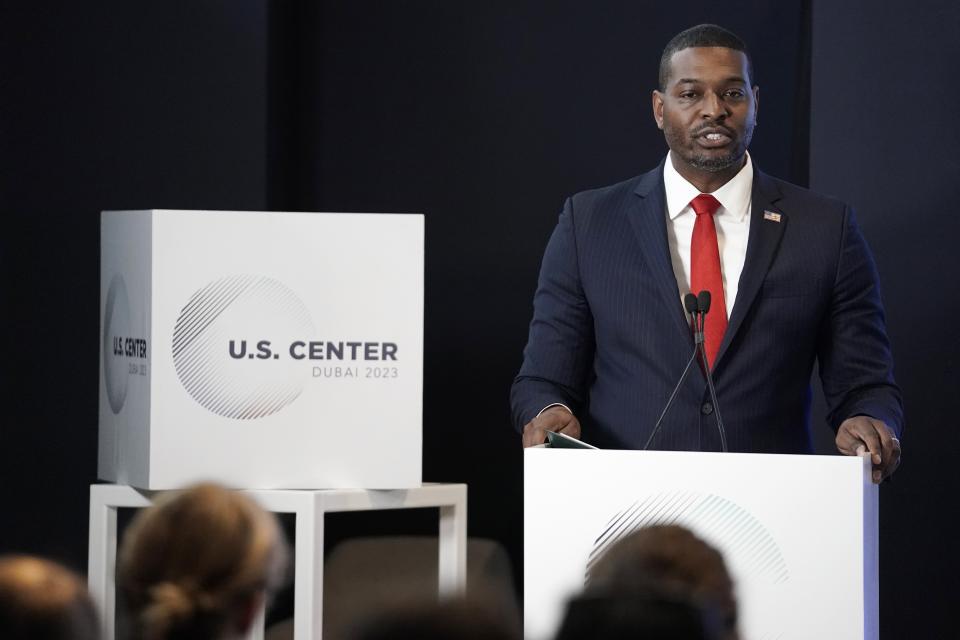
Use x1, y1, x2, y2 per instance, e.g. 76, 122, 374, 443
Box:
587, 525, 738, 637
659, 24, 753, 90
556, 591, 723, 640
0, 556, 100, 640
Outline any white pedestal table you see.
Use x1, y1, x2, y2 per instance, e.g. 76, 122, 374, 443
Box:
88, 483, 467, 640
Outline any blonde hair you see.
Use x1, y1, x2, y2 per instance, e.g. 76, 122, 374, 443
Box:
0, 555, 99, 640
118, 483, 287, 640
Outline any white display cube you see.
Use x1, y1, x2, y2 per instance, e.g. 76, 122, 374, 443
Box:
99, 209, 423, 490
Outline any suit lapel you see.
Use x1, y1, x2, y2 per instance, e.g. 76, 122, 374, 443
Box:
628, 160, 694, 346
714, 169, 786, 367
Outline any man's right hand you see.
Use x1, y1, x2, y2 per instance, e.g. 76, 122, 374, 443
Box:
521, 405, 582, 447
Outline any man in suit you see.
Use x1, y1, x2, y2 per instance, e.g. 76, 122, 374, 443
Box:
510, 24, 902, 482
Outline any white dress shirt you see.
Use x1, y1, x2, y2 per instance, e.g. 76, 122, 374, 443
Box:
662, 152, 753, 318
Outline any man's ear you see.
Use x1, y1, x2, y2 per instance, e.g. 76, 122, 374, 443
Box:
753, 85, 760, 123
652, 90, 665, 130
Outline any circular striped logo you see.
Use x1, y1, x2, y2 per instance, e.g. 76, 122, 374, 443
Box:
103, 274, 132, 414
172, 275, 315, 420
587, 493, 791, 639
587, 493, 789, 586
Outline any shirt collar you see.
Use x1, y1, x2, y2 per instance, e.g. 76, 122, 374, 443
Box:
663, 151, 753, 222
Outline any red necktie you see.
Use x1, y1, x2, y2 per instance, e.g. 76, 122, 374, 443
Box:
690, 194, 728, 368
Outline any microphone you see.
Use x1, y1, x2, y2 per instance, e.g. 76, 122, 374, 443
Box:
690, 293, 705, 346
697, 290, 711, 317
695, 291, 728, 452
644, 293, 703, 450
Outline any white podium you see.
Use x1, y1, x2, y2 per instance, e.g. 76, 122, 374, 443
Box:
88, 483, 467, 640
524, 449, 878, 640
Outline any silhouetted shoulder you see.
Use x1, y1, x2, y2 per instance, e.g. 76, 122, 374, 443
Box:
761, 172, 850, 219
565, 167, 663, 228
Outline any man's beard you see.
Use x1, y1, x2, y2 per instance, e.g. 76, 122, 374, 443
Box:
688, 149, 745, 173
664, 121, 755, 173
687, 123, 753, 173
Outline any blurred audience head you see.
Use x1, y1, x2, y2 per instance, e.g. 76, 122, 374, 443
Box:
348, 597, 521, 640
118, 482, 288, 640
0, 555, 100, 640
555, 590, 723, 640
586, 524, 738, 639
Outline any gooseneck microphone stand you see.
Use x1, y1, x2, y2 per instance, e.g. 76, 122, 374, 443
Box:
695, 291, 728, 452
643, 293, 703, 450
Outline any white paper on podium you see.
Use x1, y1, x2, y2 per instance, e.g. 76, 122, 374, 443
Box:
524, 448, 878, 640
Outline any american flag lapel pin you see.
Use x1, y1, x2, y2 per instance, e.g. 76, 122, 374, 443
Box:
763, 210, 782, 223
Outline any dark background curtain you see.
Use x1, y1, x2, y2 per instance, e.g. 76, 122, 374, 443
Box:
1, 2, 955, 636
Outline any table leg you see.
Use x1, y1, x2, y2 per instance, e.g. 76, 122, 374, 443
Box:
438, 487, 467, 596
88, 485, 152, 640
292, 493, 325, 639
88, 486, 119, 640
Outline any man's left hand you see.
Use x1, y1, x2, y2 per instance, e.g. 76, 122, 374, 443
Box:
835, 416, 901, 484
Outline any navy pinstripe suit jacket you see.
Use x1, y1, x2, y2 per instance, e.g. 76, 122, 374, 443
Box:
511, 160, 903, 452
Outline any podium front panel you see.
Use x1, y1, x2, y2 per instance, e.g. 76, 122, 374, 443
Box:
524, 449, 877, 640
